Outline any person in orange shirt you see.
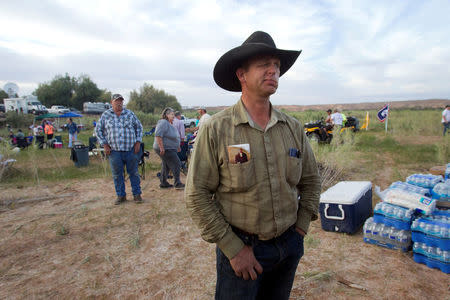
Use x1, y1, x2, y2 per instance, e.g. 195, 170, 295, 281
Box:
44, 121, 54, 141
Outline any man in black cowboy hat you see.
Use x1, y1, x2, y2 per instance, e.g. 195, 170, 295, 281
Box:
186, 31, 320, 299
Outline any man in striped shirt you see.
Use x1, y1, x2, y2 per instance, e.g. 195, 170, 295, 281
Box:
96, 94, 144, 204
186, 31, 321, 299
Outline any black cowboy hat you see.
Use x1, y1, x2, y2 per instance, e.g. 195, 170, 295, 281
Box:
213, 31, 301, 92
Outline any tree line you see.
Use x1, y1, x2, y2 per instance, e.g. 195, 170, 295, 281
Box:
1, 73, 181, 114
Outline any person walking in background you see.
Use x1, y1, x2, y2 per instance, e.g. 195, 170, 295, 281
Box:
153, 107, 185, 189
96, 94, 143, 205
195, 115, 200, 127
195, 106, 211, 131
173, 111, 188, 174
173, 111, 186, 141
442, 105, 450, 136
44, 121, 54, 141
185, 31, 321, 299
331, 108, 343, 132
66, 118, 78, 148
322, 109, 333, 137
32, 124, 40, 137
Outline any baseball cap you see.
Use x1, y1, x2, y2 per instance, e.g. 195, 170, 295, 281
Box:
111, 94, 124, 101
197, 106, 206, 110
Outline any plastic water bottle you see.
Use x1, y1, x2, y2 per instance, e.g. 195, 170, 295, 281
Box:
388, 227, 399, 246
363, 218, 374, 235
381, 226, 390, 243
411, 219, 419, 231
372, 223, 383, 240
397, 230, 411, 248
443, 251, 450, 263
443, 227, 449, 239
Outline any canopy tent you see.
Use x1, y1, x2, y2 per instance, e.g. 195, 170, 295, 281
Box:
59, 112, 83, 118
34, 112, 84, 130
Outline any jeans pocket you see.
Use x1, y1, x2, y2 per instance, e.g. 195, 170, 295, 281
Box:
216, 247, 236, 275
289, 229, 304, 259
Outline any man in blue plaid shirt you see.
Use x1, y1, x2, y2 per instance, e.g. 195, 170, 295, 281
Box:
96, 94, 144, 204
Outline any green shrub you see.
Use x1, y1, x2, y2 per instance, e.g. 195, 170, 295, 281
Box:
3, 112, 35, 129
134, 111, 159, 128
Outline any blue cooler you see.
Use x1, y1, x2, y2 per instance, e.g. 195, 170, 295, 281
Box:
320, 181, 372, 234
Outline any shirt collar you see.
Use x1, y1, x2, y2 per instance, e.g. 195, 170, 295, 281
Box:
232, 98, 287, 130
107, 108, 127, 117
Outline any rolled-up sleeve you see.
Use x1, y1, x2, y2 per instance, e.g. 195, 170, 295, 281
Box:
133, 113, 143, 142
295, 124, 321, 233
95, 114, 108, 146
185, 123, 244, 259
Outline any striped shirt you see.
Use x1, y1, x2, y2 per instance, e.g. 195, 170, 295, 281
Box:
96, 108, 143, 151
185, 99, 321, 259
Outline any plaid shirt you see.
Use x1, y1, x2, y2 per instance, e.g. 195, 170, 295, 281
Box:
96, 108, 143, 151
185, 99, 321, 259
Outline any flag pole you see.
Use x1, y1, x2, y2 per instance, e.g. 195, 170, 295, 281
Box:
385, 104, 389, 133
366, 111, 369, 131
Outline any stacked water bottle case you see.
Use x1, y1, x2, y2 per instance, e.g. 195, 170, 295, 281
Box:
411, 210, 450, 273
363, 203, 413, 252
364, 171, 450, 273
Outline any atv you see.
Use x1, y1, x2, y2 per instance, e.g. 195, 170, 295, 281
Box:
304, 116, 360, 143
304, 119, 332, 143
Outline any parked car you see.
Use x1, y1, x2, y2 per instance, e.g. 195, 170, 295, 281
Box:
3, 96, 47, 114
83, 102, 111, 114
68, 107, 82, 114
181, 115, 197, 128
48, 105, 70, 114
0, 104, 5, 113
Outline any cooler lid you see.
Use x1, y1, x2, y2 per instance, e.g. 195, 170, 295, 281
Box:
320, 181, 372, 205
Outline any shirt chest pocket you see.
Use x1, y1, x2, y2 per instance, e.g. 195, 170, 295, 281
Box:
220, 160, 257, 193
123, 119, 133, 129
286, 156, 302, 186
106, 120, 115, 129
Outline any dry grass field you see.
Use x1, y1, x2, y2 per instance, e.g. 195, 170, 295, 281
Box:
0, 113, 449, 299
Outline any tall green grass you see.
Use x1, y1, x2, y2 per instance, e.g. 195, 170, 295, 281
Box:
0, 129, 158, 185
1, 109, 448, 187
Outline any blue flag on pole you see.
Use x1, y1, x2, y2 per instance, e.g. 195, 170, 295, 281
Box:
377, 105, 389, 122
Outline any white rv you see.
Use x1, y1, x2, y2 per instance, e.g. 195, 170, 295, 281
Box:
3, 96, 47, 115
83, 102, 111, 114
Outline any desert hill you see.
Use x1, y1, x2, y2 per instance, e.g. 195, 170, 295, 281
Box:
206, 99, 450, 112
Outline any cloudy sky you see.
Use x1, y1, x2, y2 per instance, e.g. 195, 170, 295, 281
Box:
1, 0, 449, 107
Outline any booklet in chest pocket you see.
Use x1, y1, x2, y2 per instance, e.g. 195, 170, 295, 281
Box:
227, 143, 251, 164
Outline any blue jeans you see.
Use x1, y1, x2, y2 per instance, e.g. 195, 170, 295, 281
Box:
109, 149, 141, 197
444, 122, 450, 136
215, 226, 304, 300
68, 132, 77, 148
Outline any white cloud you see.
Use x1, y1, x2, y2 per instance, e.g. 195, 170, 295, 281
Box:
0, 0, 449, 106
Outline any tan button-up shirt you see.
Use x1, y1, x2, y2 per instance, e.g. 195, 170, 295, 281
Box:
185, 99, 321, 259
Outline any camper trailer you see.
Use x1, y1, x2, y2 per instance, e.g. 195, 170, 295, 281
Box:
4, 96, 47, 115
83, 102, 111, 114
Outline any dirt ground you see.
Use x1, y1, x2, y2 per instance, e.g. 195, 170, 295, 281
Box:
1, 154, 449, 299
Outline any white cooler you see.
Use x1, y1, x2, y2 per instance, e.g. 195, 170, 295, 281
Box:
320, 181, 372, 234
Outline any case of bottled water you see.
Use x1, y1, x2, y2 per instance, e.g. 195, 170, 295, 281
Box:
363, 217, 412, 252
406, 174, 443, 191
383, 188, 436, 215
319, 181, 372, 234
431, 181, 450, 209
411, 216, 450, 250
411, 212, 450, 273
389, 181, 430, 197
373, 202, 414, 230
